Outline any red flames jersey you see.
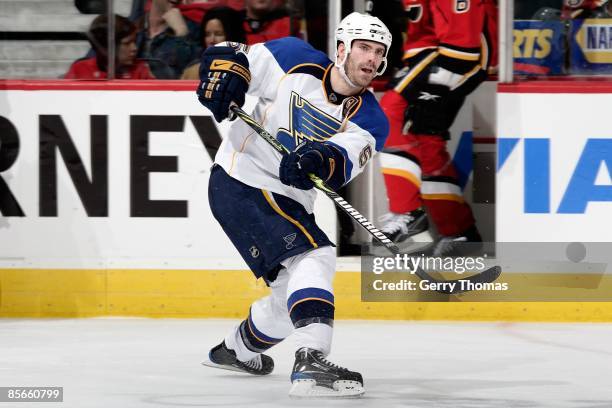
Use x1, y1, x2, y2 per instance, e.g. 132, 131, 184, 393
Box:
65, 58, 155, 80
402, 0, 497, 71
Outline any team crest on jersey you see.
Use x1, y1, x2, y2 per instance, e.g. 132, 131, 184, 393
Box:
277, 92, 343, 150
406, 4, 423, 22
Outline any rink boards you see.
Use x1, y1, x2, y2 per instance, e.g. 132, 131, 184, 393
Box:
2, 267, 612, 321
1, 80, 612, 321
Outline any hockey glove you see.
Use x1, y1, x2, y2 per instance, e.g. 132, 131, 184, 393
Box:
196, 46, 250, 122
404, 82, 454, 137
279, 141, 345, 191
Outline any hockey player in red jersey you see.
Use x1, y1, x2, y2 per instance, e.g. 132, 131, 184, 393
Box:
377, 0, 497, 256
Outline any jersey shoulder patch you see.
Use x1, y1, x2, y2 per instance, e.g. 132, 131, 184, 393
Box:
264, 37, 331, 74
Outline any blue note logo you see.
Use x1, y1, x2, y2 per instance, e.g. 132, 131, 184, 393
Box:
277, 92, 342, 150
283, 233, 297, 249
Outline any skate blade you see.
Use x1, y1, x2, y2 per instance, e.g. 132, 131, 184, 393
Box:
409, 230, 433, 243
201, 358, 247, 374
289, 379, 364, 399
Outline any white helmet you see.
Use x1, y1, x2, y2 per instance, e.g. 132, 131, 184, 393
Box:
335, 12, 393, 76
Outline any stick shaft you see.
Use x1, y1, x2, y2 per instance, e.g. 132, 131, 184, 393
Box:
229, 105, 502, 295
230, 105, 399, 253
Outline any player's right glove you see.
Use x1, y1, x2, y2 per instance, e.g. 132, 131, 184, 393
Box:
196, 46, 251, 122
279, 141, 345, 191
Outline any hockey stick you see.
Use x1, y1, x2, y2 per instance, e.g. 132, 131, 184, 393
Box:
230, 105, 501, 294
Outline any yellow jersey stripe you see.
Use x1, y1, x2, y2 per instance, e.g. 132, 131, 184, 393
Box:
422, 193, 465, 203
261, 190, 318, 249
394, 51, 439, 94
438, 47, 480, 61
381, 168, 421, 188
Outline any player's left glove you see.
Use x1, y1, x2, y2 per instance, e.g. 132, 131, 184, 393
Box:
279, 141, 345, 190
196, 46, 251, 122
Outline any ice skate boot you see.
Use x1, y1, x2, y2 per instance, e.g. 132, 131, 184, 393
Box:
430, 225, 483, 257
371, 208, 432, 255
201, 341, 273, 375
289, 348, 364, 398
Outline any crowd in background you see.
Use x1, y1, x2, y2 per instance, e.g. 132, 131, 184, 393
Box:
65, 0, 308, 79
517, 0, 612, 19
57, 0, 612, 80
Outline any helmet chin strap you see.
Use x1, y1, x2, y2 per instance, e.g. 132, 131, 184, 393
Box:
335, 52, 360, 90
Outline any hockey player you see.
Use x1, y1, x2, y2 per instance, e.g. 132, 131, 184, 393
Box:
195, 12, 391, 397
376, 0, 498, 256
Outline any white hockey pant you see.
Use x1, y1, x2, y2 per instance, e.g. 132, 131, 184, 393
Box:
225, 246, 336, 361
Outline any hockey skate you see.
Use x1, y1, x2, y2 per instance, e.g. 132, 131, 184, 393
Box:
289, 348, 364, 398
201, 341, 274, 375
429, 225, 483, 257
370, 208, 432, 255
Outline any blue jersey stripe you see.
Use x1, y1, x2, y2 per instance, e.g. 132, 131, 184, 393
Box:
264, 37, 331, 74
326, 141, 353, 186
350, 92, 389, 152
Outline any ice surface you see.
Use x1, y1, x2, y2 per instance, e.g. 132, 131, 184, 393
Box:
1, 318, 611, 407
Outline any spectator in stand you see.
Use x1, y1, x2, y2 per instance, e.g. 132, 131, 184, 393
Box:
135, 0, 201, 78
514, 0, 561, 19
562, 0, 612, 18
65, 14, 155, 79
242, 0, 301, 44
136, 0, 204, 42
181, 6, 246, 79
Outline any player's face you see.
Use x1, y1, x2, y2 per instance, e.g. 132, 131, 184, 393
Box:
117, 33, 137, 67
344, 40, 385, 87
204, 18, 226, 48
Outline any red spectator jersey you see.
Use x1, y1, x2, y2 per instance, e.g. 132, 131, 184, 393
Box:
562, 0, 606, 18
402, 0, 496, 72
65, 58, 155, 79
243, 12, 298, 44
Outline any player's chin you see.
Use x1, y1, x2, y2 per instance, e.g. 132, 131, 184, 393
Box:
356, 73, 374, 87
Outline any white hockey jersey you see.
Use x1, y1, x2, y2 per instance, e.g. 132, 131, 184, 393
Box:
214, 37, 389, 213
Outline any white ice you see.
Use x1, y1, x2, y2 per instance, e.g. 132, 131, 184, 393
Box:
1, 318, 612, 407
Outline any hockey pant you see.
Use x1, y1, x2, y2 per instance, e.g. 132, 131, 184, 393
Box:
378, 89, 475, 237
225, 246, 336, 362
